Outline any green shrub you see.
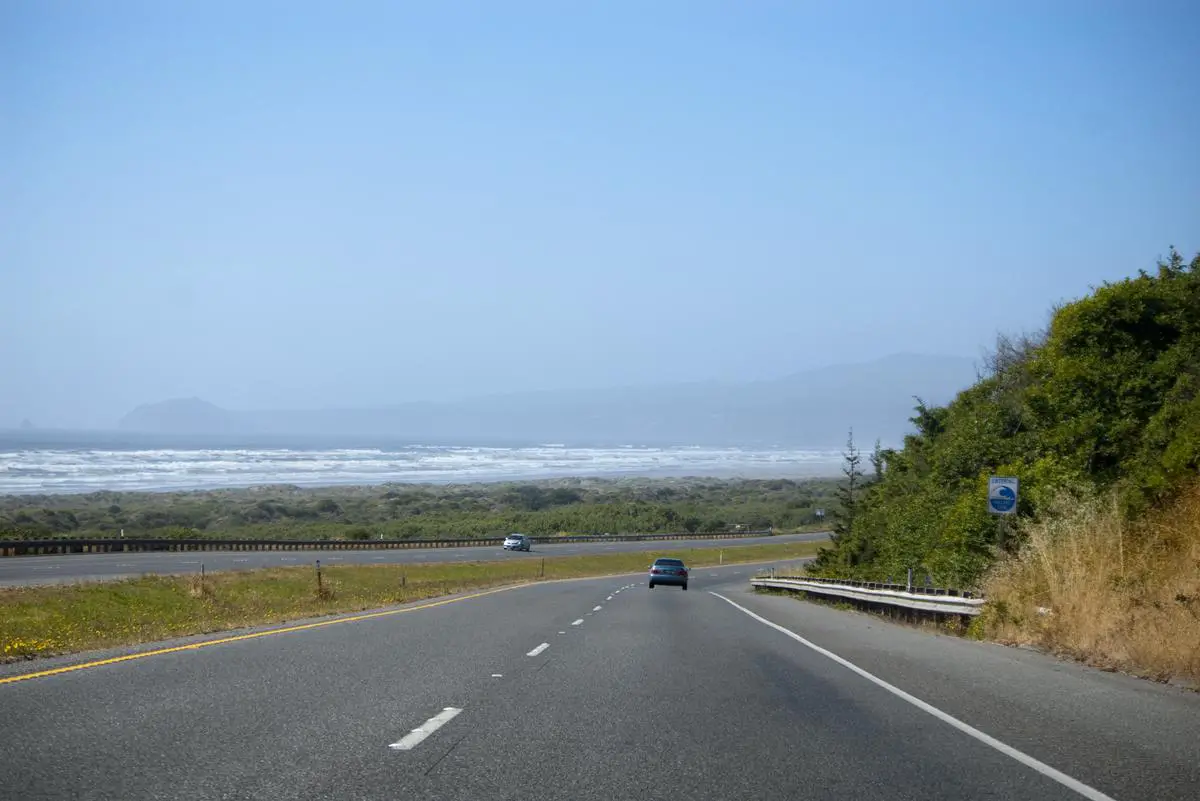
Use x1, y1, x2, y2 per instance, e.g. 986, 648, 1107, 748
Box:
813, 249, 1200, 587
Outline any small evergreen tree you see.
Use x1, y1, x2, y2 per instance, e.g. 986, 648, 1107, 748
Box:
833, 429, 863, 539
870, 438, 885, 482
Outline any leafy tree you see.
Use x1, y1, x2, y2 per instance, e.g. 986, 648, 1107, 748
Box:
545, 488, 583, 506
315, 499, 342, 516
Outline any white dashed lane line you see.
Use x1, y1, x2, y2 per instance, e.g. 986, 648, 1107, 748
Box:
526, 643, 550, 657
606, 596, 613, 601
571, 619, 584, 626
592, 605, 602, 612
388, 707, 463, 751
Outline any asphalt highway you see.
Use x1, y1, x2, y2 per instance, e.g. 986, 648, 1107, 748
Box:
2, 564, 1196, 800
0, 531, 828, 586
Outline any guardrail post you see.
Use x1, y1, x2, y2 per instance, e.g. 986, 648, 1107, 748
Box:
907, 568, 913, 593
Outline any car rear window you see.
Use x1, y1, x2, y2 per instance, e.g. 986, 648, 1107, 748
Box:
654, 559, 683, 566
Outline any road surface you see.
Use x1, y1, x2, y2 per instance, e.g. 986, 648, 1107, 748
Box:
0, 532, 828, 586
1, 563, 1195, 800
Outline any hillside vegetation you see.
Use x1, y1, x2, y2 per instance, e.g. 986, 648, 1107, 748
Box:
0, 477, 837, 541
814, 249, 1200, 588
809, 248, 1200, 683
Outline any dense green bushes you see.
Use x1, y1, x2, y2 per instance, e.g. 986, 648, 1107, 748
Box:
813, 249, 1200, 587
0, 477, 838, 540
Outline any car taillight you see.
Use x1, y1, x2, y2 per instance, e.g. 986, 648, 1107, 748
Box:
651, 569, 660, 574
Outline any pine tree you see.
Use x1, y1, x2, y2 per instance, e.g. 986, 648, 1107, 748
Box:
870, 438, 885, 482
833, 429, 862, 539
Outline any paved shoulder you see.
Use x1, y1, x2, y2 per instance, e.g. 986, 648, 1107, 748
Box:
707, 577, 1200, 801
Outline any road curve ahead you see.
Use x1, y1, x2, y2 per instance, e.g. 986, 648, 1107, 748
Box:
2, 565, 1196, 800
0, 532, 826, 586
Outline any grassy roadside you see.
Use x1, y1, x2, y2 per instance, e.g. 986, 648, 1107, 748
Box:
977, 489, 1200, 686
0, 540, 821, 662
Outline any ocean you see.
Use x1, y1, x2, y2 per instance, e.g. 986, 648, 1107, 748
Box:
0, 435, 844, 495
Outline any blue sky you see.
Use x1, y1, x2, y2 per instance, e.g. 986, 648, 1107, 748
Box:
2, 1, 1197, 427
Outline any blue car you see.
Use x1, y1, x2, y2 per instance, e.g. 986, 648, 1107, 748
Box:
648, 558, 689, 590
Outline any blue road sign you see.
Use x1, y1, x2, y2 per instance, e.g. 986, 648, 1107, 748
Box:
988, 476, 1019, 515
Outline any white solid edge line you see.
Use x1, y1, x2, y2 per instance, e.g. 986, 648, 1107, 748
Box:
571, 618, 584, 626
527, 642, 550, 657
593, 605, 603, 611
388, 707, 463, 751
708, 592, 1118, 801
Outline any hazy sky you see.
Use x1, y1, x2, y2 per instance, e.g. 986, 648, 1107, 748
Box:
3, 1, 1197, 428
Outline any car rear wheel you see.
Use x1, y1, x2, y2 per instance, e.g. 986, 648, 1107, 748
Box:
682, 584, 688, 591
648, 582, 655, 589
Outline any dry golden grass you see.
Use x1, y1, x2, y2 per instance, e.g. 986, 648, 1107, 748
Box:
979, 487, 1200, 684
0, 539, 821, 661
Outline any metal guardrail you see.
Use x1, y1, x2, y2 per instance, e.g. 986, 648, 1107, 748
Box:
751, 575, 985, 616
0, 530, 778, 558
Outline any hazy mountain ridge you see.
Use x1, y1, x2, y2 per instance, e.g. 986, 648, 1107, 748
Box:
118, 354, 978, 446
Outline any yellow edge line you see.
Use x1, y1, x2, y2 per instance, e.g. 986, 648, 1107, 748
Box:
0, 552, 817, 687
0, 583, 527, 686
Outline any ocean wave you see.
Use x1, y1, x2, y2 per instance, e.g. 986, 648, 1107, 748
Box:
0, 445, 844, 495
